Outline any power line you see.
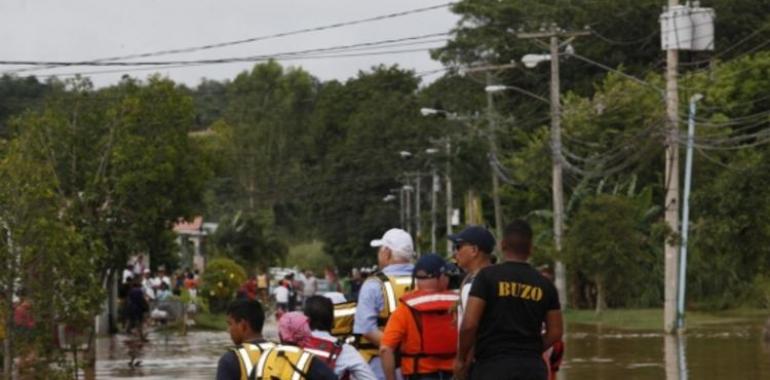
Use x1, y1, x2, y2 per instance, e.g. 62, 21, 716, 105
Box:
3, 2, 456, 75
1, 33, 450, 68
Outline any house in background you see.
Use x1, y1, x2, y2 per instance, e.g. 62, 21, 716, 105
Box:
173, 216, 217, 273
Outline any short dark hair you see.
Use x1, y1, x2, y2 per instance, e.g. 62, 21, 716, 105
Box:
502, 220, 533, 256
227, 299, 265, 333
303, 296, 333, 332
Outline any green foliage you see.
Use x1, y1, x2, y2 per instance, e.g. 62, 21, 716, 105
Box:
201, 257, 247, 312
213, 212, 288, 270
287, 241, 334, 273
0, 123, 103, 378
564, 192, 660, 310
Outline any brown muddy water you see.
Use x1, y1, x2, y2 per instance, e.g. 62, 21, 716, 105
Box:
96, 318, 770, 379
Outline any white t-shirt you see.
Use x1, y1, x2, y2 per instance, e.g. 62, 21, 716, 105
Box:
304, 277, 318, 296
149, 277, 162, 289
458, 277, 474, 329
273, 286, 289, 303
122, 269, 134, 284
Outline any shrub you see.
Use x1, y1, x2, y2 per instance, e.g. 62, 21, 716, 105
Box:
201, 257, 247, 312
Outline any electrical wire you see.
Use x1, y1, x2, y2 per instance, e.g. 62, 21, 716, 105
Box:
2, 2, 456, 75
0, 33, 450, 67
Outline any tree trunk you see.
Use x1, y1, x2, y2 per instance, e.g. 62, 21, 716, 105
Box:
83, 329, 96, 380
595, 276, 607, 315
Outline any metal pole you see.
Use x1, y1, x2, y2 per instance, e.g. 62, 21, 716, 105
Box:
549, 30, 568, 309
431, 168, 438, 253
399, 187, 405, 229
664, 0, 681, 335
415, 173, 422, 256
445, 138, 453, 256
405, 184, 412, 236
486, 72, 504, 244
677, 94, 702, 331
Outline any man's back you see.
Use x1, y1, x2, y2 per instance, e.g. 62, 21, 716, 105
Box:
470, 261, 560, 360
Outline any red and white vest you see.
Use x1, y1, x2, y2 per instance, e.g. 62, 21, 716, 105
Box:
399, 290, 460, 370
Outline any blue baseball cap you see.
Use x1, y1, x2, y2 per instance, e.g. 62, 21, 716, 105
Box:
448, 225, 496, 254
413, 253, 449, 279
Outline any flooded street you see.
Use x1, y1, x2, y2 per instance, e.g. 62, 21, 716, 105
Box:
563, 319, 770, 379
96, 318, 770, 379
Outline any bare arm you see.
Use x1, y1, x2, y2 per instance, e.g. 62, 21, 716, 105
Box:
542, 309, 563, 351
363, 330, 382, 346
380, 346, 397, 380
454, 295, 485, 379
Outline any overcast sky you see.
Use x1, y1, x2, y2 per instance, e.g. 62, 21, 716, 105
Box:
0, 0, 459, 87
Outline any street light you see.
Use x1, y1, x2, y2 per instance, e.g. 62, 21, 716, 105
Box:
485, 85, 550, 104
521, 54, 551, 68
420, 107, 458, 119
383, 194, 396, 203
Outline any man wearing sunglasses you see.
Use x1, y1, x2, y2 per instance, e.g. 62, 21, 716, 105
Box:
449, 225, 496, 330
454, 220, 563, 380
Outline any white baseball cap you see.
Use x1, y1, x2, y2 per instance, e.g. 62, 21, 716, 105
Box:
370, 228, 414, 257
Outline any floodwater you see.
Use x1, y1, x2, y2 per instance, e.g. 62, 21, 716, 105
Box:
96, 317, 770, 379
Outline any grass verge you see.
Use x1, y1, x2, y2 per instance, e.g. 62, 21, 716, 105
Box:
566, 308, 769, 330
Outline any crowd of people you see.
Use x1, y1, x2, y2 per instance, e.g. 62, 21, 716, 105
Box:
216, 220, 564, 380
118, 257, 201, 336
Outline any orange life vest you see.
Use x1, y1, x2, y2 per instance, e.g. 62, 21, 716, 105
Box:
398, 290, 459, 373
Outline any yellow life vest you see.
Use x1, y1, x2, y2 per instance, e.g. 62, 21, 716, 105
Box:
331, 301, 357, 338
356, 272, 414, 362
232, 342, 315, 380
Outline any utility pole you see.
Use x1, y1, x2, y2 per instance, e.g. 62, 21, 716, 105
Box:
399, 187, 405, 229
518, 25, 590, 309
485, 72, 504, 244
415, 173, 422, 256
431, 168, 438, 253
445, 139, 453, 256
405, 183, 413, 236
663, 0, 681, 334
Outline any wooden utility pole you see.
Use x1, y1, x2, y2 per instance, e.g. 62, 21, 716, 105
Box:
445, 139, 453, 256
518, 25, 590, 309
664, 0, 681, 334
415, 173, 422, 256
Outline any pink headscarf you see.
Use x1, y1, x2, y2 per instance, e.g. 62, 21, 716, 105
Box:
278, 312, 312, 346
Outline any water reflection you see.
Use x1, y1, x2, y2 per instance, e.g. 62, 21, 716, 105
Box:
559, 318, 770, 379
93, 318, 770, 379
664, 335, 687, 380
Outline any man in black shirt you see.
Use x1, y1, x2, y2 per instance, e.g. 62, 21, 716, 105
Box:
454, 220, 563, 380
216, 299, 337, 380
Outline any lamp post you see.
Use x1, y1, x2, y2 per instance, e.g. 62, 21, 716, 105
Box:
518, 46, 568, 309
420, 108, 457, 256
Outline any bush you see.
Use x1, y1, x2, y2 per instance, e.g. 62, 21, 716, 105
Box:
201, 257, 247, 312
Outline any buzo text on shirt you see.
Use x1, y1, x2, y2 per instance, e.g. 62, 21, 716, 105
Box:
497, 281, 544, 301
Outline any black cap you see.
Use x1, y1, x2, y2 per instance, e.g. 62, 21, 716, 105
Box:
448, 225, 496, 254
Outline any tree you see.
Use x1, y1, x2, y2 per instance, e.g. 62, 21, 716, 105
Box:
308, 66, 435, 268
0, 134, 102, 378
564, 194, 651, 314
213, 212, 288, 270
7, 75, 209, 376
